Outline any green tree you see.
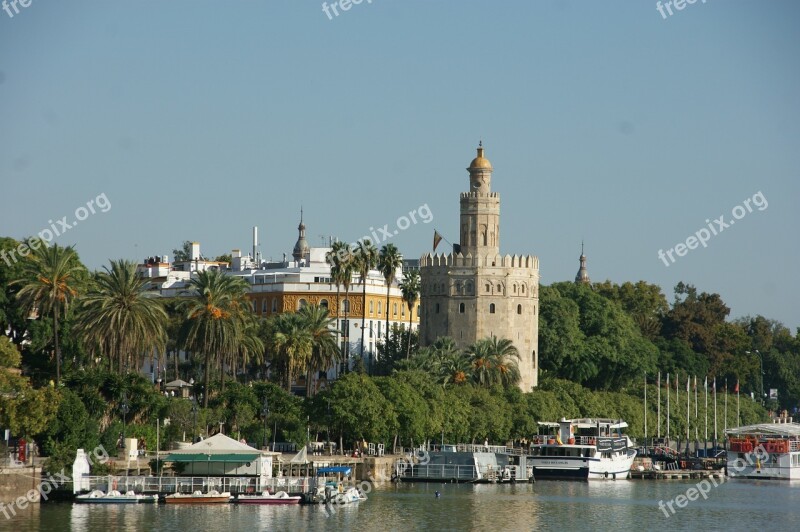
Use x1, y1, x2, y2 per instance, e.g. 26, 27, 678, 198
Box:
0, 336, 59, 437
464, 337, 521, 388
398, 269, 420, 359
378, 243, 403, 343
327, 241, 354, 370
15, 243, 85, 385
172, 241, 194, 262
75, 259, 168, 374
355, 239, 379, 363
179, 269, 251, 407
299, 304, 339, 396
375, 375, 428, 451
267, 312, 313, 392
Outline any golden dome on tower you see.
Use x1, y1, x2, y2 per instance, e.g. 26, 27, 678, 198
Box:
468, 142, 493, 171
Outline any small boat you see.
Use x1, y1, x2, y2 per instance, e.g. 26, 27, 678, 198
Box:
75, 490, 158, 504
330, 486, 367, 504
726, 420, 800, 480
529, 418, 637, 480
236, 491, 302, 505
164, 490, 231, 504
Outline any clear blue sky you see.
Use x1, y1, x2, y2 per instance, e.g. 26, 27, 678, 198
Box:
1, 1, 798, 330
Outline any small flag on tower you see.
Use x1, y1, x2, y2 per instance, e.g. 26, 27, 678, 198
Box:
433, 230, 443, 252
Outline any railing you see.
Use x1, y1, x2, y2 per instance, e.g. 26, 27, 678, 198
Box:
396, 463, 522, 482
77, 476, 318, 495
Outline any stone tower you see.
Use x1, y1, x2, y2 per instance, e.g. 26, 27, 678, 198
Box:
419, 144, 540, 391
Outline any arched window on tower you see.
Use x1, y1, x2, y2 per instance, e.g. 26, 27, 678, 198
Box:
517, 304, 522, 315
489, 303, 496, 314
459, 303, 465, 314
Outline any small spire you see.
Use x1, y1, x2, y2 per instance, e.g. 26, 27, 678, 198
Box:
479, 139, 482, 147
575, 242, 591, 285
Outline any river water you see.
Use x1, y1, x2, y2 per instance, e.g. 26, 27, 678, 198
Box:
7, 479, 799, 531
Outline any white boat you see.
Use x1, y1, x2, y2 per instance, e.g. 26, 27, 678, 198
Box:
529, 418, 637, 480
331, 486, 367, 504
75, 490, 158, 503
726, 421, 800, 480
236, 491, 302, 505
164, 490, 231, 504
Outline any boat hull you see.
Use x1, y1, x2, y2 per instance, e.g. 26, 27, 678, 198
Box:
164, 494, 231, 504
237, 497, 301, 504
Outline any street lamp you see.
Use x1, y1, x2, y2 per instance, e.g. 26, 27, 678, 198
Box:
191, 396, 199, 442
360, 324, 377, 376
120, 391, 130, 443
261, 398, 269, 450
746, 350, 764, 404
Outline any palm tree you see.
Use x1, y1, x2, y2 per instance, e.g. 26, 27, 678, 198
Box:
378, 243, 403, 344
326, 241, 350, 371
330, 244, 355, 372
465, 337, 521, 387
398, 269, 420, 359
76, 259, 168, 375
355, 239, 378, 363
179, 269, 250, 407
15, 243, 83, 385
268, 312, 313, 392
299, 304, 339, 396
229, 315, 264, 385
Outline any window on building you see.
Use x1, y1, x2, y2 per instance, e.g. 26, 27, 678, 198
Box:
343, 299, 350, 313
341, 319, 349, 335
262, 299, 267, 313
369, 301, 374, 314
522, 284, 526, 294
272, 298, 277, 312
459, 303, 465, 314
377, 321, 382, 338
417, 305, 420, 317
513, 284, 517, 294
378, 301, 382, 315
369, 320, 374, 338
320, 299, 329, 309
517, 304, 522, 315
497, 284, 502, 293
393, 303, 397, 316
435, 303, 440, 314
485, 283, 490, 293
402, 305, 405, 317
489, 303, 496, 314
298, 298, 308, 310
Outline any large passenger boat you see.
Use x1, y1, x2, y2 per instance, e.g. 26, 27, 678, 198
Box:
529, 418, 637, 480
726, 420, 800, 480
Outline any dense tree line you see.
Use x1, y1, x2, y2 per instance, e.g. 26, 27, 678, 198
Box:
2, 235, 796, 473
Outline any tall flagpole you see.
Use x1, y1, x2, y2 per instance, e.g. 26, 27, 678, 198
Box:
657, 372, 661, 439
724, 379, 728, 434
667, 373, 670, 443
736, 379, 740, 427
704, 376, 708, 442
713, 378, 717, 442
694, 375, 698, 441
686, 376, 690, 444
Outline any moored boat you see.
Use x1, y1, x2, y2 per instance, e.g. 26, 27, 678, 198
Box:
529, 418, 637, 480
164, 490, 231, 504
725, 421, 800, 480
236, 491, 302, 505
75, 490, 158, 504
